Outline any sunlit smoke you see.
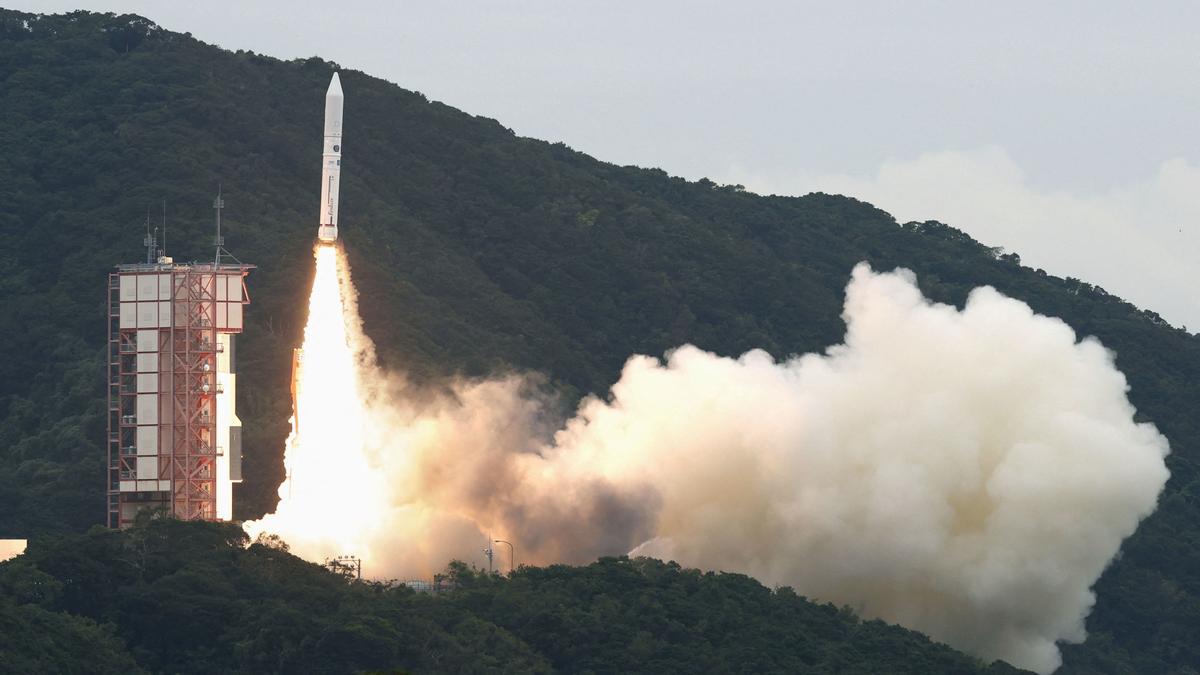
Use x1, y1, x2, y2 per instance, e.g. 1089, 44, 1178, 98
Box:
247, 251, 1169, 673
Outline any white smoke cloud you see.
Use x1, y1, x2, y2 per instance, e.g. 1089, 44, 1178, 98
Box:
593, 265, 1170, 672
256, 259, 1170, 673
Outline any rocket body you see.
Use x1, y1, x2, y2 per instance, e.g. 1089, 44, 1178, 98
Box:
317, 73, 344, 243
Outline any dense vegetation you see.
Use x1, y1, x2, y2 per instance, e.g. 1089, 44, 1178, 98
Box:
0, 9, 1197, 673
0, 519, 1027, 674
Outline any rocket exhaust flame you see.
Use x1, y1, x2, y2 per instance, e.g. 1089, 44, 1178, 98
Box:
247, 245, 383, 559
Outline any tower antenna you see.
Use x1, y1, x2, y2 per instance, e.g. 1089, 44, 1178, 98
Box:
214, 184, 225, 265
160, 199, 167, 261
213, 184, 242, 265
143, 205, 157, 264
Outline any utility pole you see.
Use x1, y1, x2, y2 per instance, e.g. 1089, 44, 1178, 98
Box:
494, 539, 515, 574
326, 555, 362, 580
483, 536, 494, 573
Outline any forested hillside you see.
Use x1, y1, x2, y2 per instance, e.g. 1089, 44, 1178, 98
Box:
0, 10, 1197, 673
1, 520, 1030, 673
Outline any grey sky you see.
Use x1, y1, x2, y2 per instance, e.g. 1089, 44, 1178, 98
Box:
9, 1, 1200, 329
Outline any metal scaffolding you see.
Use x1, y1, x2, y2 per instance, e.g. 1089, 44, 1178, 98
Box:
106, 262, 252, 528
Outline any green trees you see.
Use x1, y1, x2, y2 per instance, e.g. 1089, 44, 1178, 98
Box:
0, 521, 1018, 673
0, 595, 144, 674
437, 556, 1021, 674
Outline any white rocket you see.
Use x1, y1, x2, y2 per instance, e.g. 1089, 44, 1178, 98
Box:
317, 73, 344, 243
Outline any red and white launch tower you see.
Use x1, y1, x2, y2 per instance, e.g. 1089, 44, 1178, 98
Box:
106, 236, 252, 528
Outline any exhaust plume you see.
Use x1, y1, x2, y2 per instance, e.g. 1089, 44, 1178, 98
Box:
249, 252, 1170, 674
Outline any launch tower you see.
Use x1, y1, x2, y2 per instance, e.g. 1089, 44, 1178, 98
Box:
106, 248, 253, 528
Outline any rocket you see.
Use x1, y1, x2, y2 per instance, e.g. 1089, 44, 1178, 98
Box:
317, 73, 344, 243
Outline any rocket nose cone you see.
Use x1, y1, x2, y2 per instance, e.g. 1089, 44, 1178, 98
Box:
327, 72, 343, 98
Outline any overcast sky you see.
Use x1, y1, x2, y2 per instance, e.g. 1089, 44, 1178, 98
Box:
11, 1, 1200, 330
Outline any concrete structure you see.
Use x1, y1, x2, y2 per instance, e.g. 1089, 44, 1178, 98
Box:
106, 260, 252, 528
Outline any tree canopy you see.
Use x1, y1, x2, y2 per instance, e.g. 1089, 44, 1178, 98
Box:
0, 519, 1027, 673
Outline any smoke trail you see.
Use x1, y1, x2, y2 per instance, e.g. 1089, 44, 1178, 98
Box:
252, 254, 1170, 673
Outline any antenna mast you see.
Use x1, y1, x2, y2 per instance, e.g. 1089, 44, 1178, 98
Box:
143, 206, 157, 264
214, 185, 225, 264
160, 199, 168, 261
212, 185, 241, 265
